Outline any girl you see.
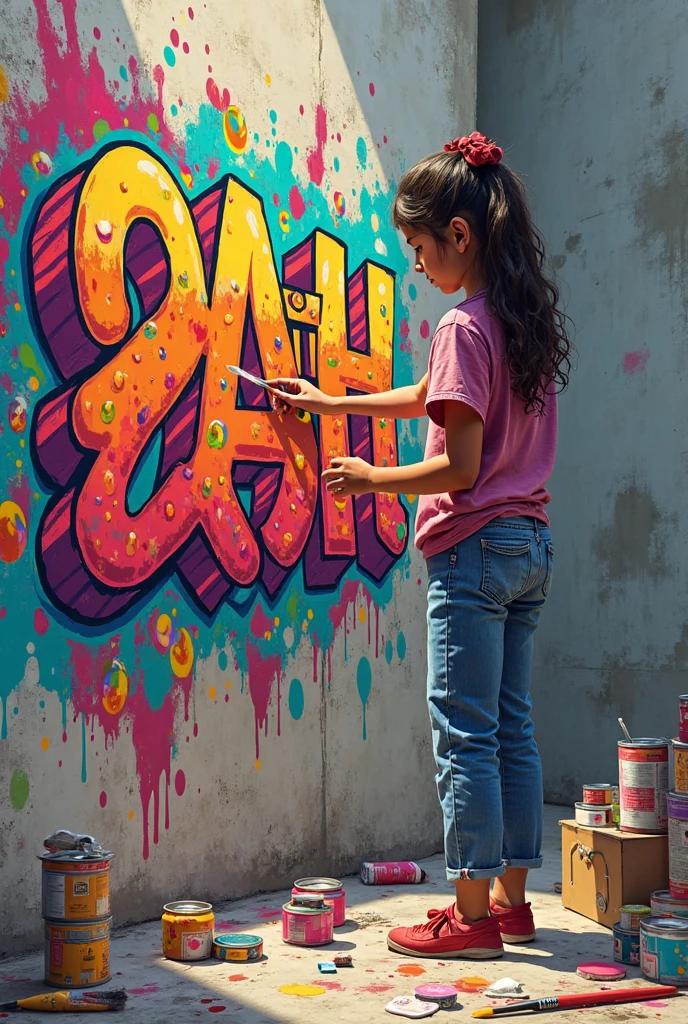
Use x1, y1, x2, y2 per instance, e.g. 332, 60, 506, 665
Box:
270, 131, 571, 960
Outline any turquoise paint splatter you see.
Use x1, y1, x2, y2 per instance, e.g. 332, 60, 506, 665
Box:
170, 104, 178, 117
288, 678, 304, 721
356, 136, 367, 169
269, 110, 278, 124
408, 283, 417, 300
163, 46, 176, 67
333, 156, 340, 173
385, 639, 393, 665
356, 657, 372, 741
119, 65, 128, 82
274, 141, 292, 175
397, 631, 407, 661
218, 651, 228, 672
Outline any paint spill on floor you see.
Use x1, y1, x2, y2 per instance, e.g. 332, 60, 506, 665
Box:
454, 976, 491, 992
228, 975, 248, 982
313, 980, 347, 991
130, 984, 160, 995
396, 964, 426, 977
279, 984, 326, 997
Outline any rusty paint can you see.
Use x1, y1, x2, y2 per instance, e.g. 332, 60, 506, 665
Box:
651, 889, 688, 920
574, 802, 614, 827
40, 853, 113, 922
618, 739, 669, 834
679, 695, 688, 743
292, 878, 346, 927
673, 740, 688, 794
668, 791, 688, 899
582, 784, 614, 805
282, 902, 334, 946
162, 901, 214, 961
44, 918, 111, 988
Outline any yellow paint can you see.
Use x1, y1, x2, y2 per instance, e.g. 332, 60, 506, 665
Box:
44, 918, 111, 988
162, 901, 214, 960
40, 854, 113, 921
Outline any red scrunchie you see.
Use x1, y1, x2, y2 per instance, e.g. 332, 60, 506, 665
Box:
444, 131, 503, 167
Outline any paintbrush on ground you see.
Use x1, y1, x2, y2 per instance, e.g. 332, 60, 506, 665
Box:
471, 984, 679, 1017
0, 989, 127, 1013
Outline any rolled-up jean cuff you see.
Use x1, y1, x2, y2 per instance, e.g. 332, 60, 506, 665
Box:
504, 857, 543, 870
446, 863, 506, 881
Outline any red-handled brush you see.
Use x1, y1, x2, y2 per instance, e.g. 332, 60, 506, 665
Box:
471, 984, 679, 1017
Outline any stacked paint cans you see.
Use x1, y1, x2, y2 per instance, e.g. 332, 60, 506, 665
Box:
40, 847, 113, 988
574, 783, 618, 828
612, 904, 650, 965
282, 877, 346, 946
618, 738, 669, 834
669, 697, 688, 903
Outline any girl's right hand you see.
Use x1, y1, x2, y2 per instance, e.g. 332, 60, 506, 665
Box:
268, 378, 335, 416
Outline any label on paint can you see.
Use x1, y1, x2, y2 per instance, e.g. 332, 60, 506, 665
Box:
360, 862, 426, 885
619, 904, 651, 931
668, 791, 688, 899
613, 923, 640, 965
673, 740, 688, 794
582, 785, 614, 805
618, 740, 669, 833
181, 931, 213, 960
640, 917, 688, 985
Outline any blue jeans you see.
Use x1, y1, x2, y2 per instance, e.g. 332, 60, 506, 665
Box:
426, 517, 553, 881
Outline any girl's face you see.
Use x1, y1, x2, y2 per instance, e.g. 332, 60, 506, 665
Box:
400, 218, 483, 297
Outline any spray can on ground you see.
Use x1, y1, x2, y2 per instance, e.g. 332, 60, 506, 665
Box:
360, 862, 427, 885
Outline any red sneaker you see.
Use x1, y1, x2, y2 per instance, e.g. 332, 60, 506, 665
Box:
489, 900, 536, 943
387, 905, 504, 959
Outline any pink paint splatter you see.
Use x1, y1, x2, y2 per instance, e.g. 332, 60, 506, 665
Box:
208, 1009, 226, 1015
289, 184, 306, 220
245, 644, 283, 758
174, 769, 186, 796
0, 374, 13, 395
623, 348, 650, 374
206, 77, 230, 112
250, 604, 273, 638
99, 790, 107, 808
313, 981, 346, 991
369, 82, 375, 96
355, 984, 395, 995
420, 320, 430, 339
207, 156, 220, 180
255, 908, 281, 919
400, 319, 410, 339
130, 984, 160, 996
34, 608, 50, 635
170, 29, 180, 47
306, 104, 327, 186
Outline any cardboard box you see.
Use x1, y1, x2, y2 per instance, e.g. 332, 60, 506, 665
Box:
560, 819, 668, 929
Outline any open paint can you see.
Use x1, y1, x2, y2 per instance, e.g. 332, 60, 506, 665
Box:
618, 739, 669, 833
161, 901, 214, 961
619, 904, 651, 931
282, 902, 334, 946
651, 889, 688, 920
292, 878, 345, 927
640, 917, 688, 985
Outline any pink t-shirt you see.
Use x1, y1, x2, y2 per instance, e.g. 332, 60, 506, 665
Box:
414, 291, 557, 558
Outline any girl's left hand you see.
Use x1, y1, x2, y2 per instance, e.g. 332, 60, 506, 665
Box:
322, 456, 375, 495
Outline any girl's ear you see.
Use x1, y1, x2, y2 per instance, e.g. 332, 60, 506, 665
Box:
449, 216, 471, 252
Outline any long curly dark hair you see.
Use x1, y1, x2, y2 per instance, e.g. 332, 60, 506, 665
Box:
392, 147, 572, 415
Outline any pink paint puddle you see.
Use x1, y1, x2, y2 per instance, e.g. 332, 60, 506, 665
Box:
313, 981, 346, 991
355, 984, 395, 995
623, 348, 650, 374
130, 985, 159, 995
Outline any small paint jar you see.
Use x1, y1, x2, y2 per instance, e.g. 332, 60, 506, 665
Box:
679, 695, 688, 743
619, 904, 651, 931
162, 901, 214, 961
575, 802, 614, 827
414, 984, 459, 1009
292, 877, 346, 927
282, 902, 333, 946
613, 922, 641, 965
640, 917, 688, 986
673, 740, 688, 794
582, 784, 614, 805
212, 933, 263, 962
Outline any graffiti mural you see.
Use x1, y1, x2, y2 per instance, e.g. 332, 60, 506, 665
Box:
0, 0, 422, 861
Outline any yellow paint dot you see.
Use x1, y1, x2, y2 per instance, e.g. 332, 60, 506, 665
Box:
274, 616, 280, 627
28, 376, 40, 391
254, 759, 261, 771
225, 680, 231, 689
371, 213, 380, 232
41, 736, 50, 751
14, 302, 21, 311
123, 117, 129, 127
265, 74, 272, 86
279, 984, 326, 998
128, 809, 135, 820
405, 493, 417, 503
301, 619, 308, 632
0, 65, 6, 104
208, 686, 216, 701
15, 459, 22, 468
0, 195, 4, 209
19, 439, 24, 448
172, 608, 177, 617
358, 606, 366, 623
307, 608, 313, 620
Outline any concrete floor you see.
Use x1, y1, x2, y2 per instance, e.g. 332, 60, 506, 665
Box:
0, 806, 685, 1023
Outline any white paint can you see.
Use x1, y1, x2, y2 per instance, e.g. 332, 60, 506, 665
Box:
618, 739, 669, 834
574, 802, 614, 827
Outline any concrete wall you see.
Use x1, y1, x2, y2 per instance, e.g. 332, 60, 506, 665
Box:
479, 0, 688, 801
0, 0, 477, 953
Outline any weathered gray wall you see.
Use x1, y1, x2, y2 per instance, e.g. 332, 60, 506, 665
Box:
479, 0, 688, 800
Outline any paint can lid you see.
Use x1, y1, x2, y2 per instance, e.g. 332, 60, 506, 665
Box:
641, 916, 688, 935
213, 934, 262, 948
163, 901, 213, 915
414, 984, 459, 1001
39, 851, 115, 863
651, 889, 688, 905
385, 997, 440, 1019
672, 738, 688, 749
612, 923, 639, 936
576, 961, 626, 981
582, 783, 613, 789
293, 877, 343, 892
620, 904, 651, 914
282, 900, 334, 915
618, 737, 669, 747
